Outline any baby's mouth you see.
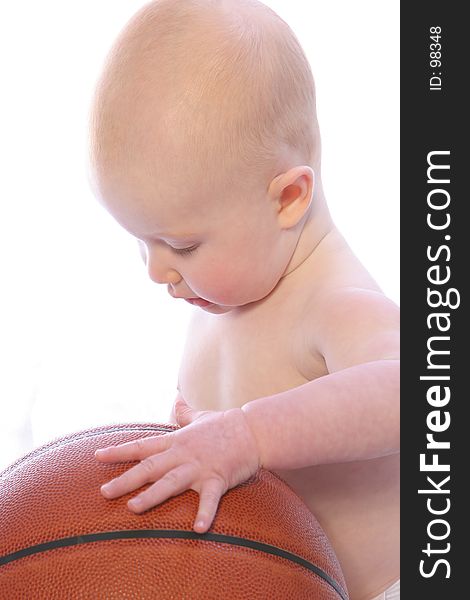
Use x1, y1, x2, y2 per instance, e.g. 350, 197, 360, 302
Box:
184, 297, 213, 308
167, 287, 213, 307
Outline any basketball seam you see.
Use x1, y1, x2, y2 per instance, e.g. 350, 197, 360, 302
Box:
0, 529, 348, 600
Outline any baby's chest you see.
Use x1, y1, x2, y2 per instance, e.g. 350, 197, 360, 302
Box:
177, 310, 325, 411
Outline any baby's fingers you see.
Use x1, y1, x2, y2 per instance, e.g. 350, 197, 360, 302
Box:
193, 477, 226, 534
101, 449, 176, 499
128, 462, 195, 513
95, 434, 171, 463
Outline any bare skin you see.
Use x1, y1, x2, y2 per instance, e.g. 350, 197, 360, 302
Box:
89, 2, 400, 599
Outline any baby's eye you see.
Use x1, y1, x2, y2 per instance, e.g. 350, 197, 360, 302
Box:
172, 245, 199, 256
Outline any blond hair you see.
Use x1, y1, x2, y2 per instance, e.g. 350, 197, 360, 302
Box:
90, 0, 320, 192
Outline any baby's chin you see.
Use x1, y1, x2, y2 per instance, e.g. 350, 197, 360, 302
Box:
199, 303, 233, 315
188, 296, 252, 315
197, 294, 272, 315
194, 283, 281, 314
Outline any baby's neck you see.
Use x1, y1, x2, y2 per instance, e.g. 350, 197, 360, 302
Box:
281, 188, 335, 281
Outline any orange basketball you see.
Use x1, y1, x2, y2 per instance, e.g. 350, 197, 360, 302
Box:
0, 423, 348, 599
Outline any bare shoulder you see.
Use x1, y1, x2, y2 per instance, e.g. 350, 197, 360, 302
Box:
307, 285, 400, 372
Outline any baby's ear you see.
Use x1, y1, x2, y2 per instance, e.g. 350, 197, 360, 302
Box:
269, 166, 314, 229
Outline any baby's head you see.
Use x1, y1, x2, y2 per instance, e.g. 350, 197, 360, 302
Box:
88, 0, 327, 314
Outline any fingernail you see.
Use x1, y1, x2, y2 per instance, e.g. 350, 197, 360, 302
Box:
101, 483, 111, 495
129, 498, 142, 508
196, 520, 205, 530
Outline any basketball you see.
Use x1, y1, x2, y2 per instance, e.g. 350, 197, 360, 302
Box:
0, 423, 348, 599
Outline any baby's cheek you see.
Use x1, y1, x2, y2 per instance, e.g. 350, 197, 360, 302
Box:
206, 270, 239, 301
196, 262, 248, 304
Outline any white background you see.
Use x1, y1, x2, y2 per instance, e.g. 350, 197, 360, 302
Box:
0, 1, 399, 472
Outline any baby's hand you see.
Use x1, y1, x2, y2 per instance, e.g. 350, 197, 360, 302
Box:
95, 397, 261, 533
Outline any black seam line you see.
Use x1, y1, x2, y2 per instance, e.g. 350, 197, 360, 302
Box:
0, 529, 347, 600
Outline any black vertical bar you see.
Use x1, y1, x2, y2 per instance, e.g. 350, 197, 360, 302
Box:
401, 1, 466, 597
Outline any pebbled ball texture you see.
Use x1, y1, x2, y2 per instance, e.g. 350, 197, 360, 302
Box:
0, 423, 349, 599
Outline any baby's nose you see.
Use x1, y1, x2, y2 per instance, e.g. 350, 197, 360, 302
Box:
140, 242, 182, 285
146, 254, 182, 285
148, 262, 182, 285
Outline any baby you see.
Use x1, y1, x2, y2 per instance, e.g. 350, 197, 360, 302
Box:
88, 1, 400, 599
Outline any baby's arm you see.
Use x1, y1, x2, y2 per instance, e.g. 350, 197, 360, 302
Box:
241, 288, 399, 471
